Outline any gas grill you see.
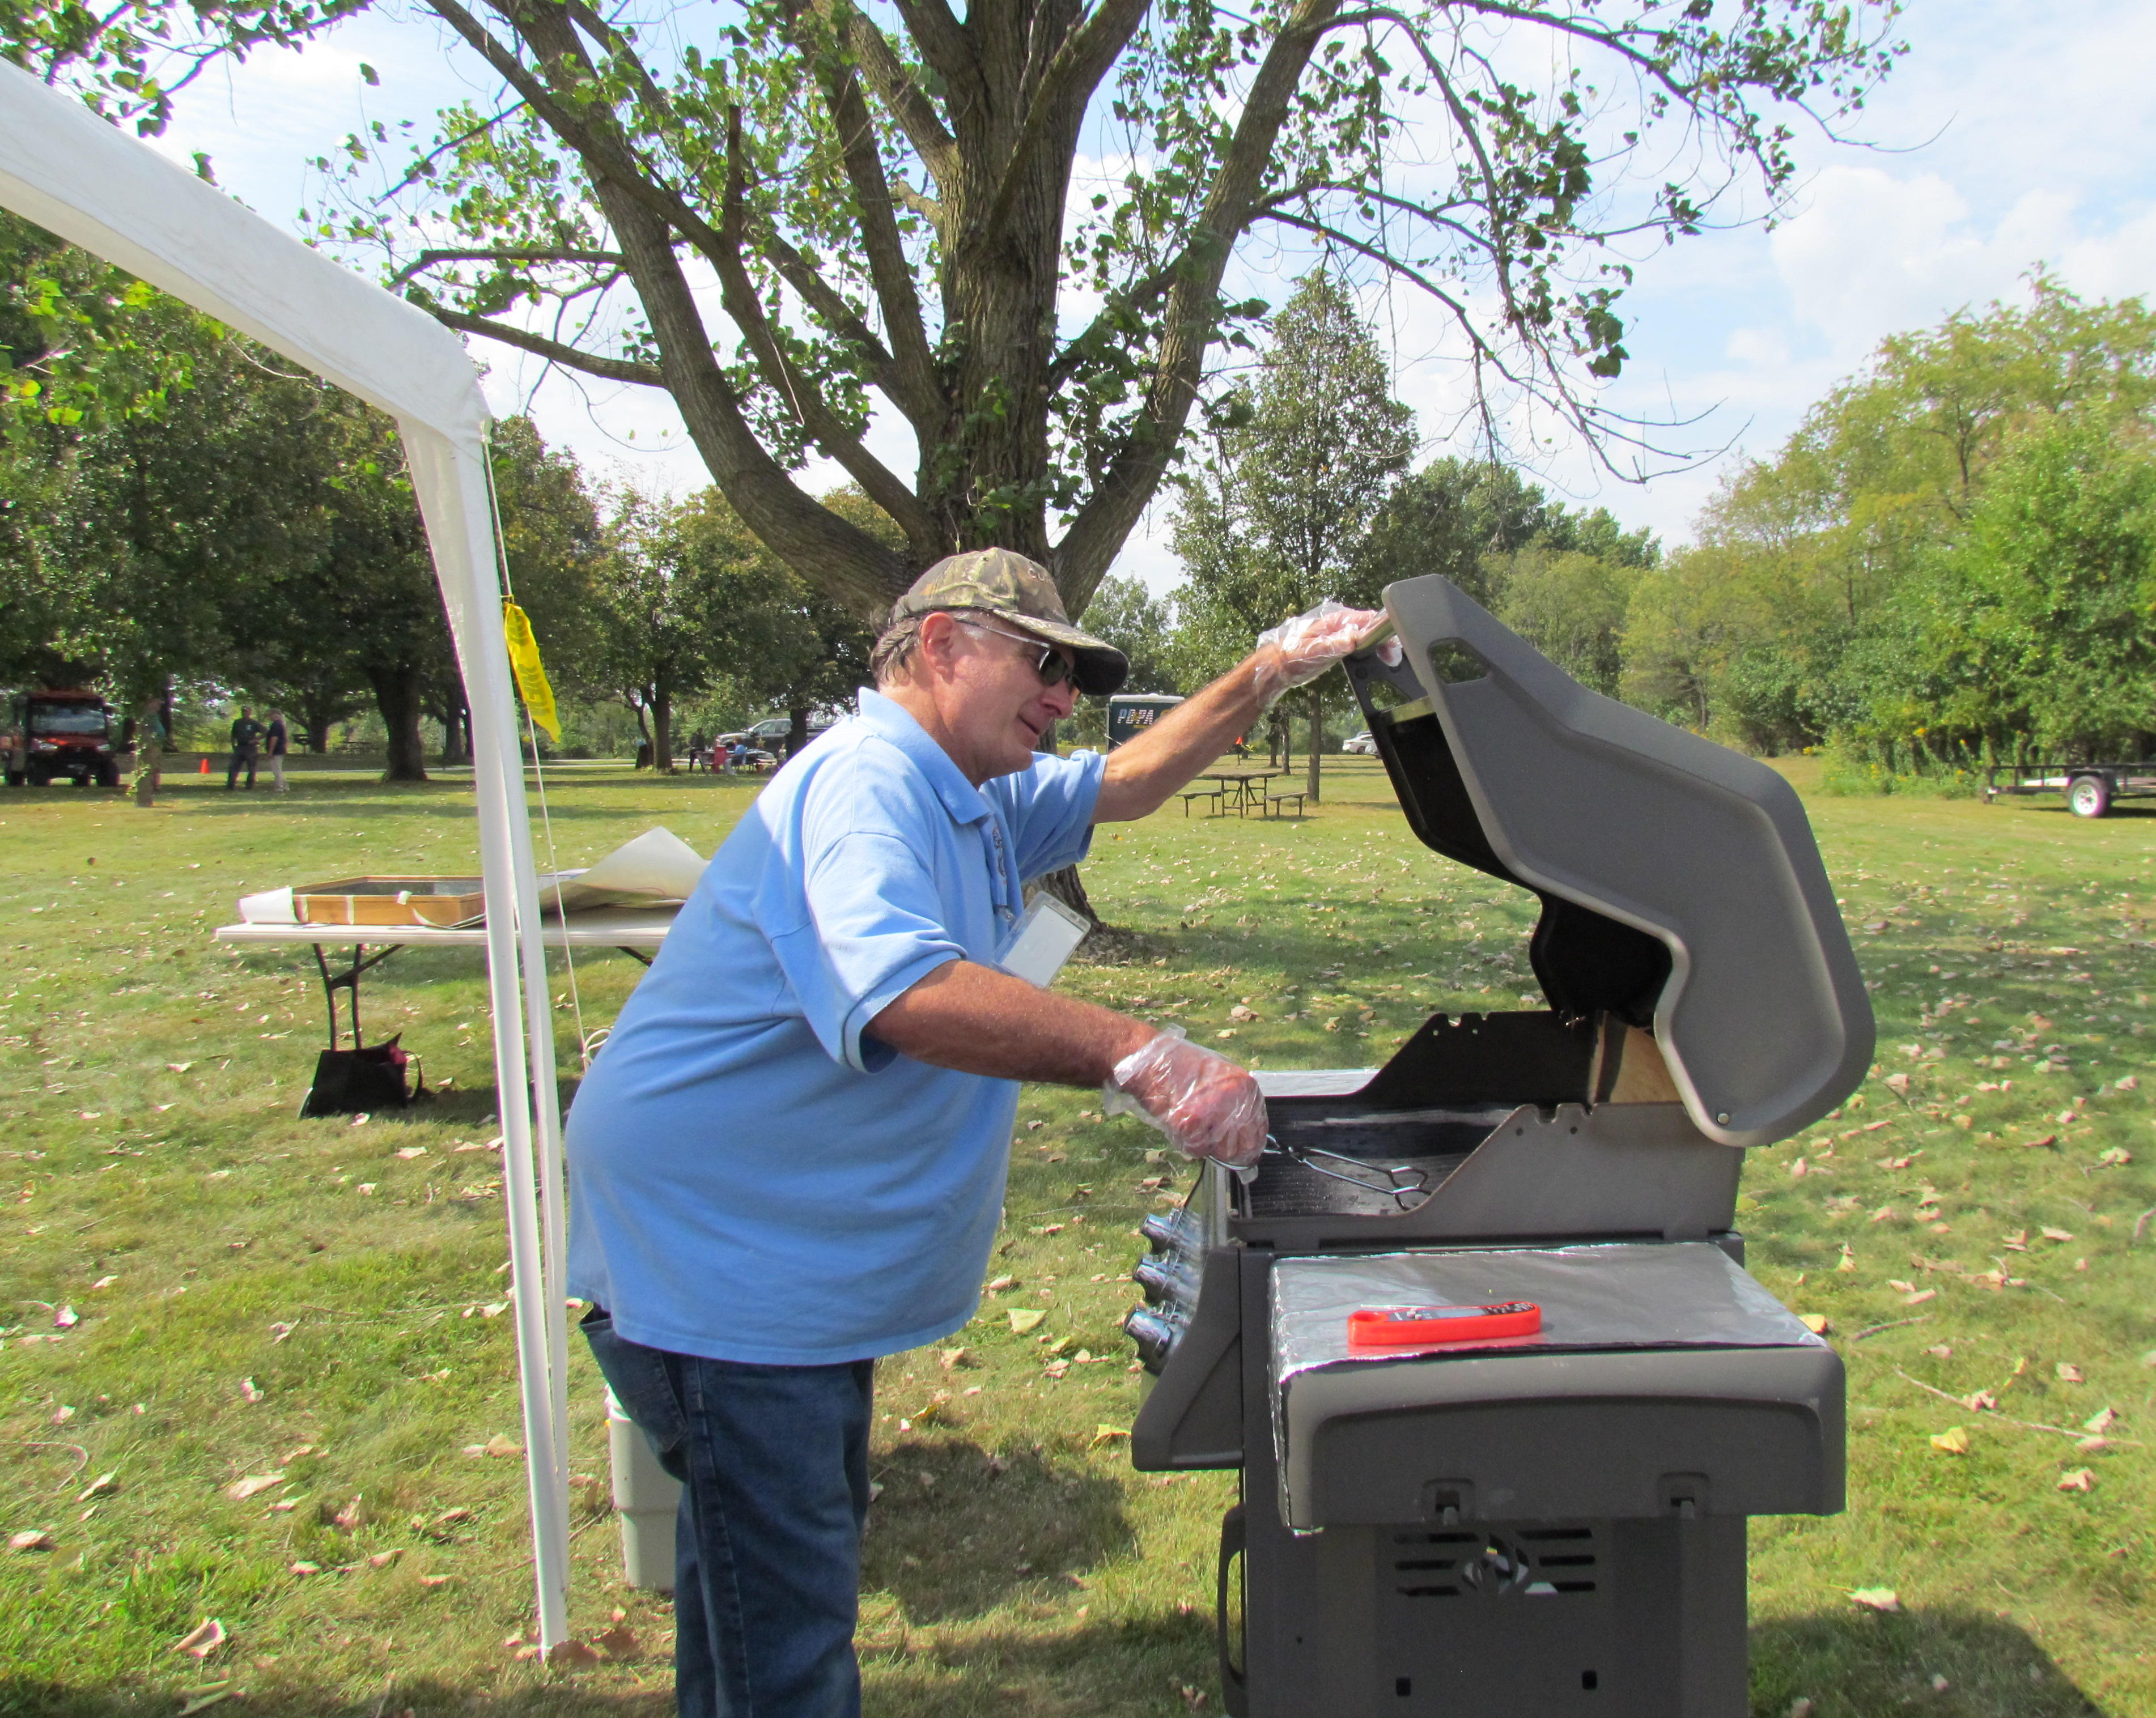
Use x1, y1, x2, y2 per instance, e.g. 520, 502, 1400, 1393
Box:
1124, 572, 1873, 1717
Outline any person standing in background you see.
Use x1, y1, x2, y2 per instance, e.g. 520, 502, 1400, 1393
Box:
264, 709, 290, 794
226, 706, 262, 790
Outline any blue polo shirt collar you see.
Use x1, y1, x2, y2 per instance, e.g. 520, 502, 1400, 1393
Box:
854, 686, 991, 827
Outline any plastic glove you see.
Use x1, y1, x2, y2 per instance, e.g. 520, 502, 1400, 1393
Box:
1251, 598, 1395, 710
1101, 1027, 1267, 1169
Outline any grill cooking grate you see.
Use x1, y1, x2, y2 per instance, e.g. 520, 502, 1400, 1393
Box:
1238, 1107, 1506, 1218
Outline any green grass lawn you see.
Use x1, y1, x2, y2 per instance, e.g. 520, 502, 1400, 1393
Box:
1, 753, 2150, 1717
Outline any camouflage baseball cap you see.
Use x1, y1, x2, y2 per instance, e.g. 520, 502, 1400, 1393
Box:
888, 547, 1129, 696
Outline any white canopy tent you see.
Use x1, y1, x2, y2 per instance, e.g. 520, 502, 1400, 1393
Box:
0, 61, 576, 1647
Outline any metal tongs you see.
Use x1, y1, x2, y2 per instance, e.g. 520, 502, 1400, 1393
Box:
1258, 1133, 1434, 1211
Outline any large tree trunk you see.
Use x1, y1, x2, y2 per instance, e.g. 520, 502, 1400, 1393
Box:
651, 687, 674, 773
1306, 683, 1323, 803
1033, 864, 1100, 929
367, 662, 430, 784
786, 707, 814, 758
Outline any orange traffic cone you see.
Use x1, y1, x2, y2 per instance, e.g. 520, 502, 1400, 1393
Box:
198, 756, 210, 774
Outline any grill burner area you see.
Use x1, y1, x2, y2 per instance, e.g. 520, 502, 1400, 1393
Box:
1247, 1108, 1508, 1218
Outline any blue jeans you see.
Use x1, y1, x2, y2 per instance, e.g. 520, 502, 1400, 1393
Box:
582, 1309, 874, 1718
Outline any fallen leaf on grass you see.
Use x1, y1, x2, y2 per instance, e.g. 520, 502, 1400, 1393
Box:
594, 1622, 640, 1659
76, 1473, 116, 1502
90, 1274, 117, 1290
1007, 1308, 1046, 1335
2056, 1468, 2096, 1493
1929, 1426, 1971, 1454
985, 1275, 1017, 1293
1926, 1343, 1953, 1359
1091, 1424, 1131, 1447
2040, 1226, 2076, 1243
1885, 1073, 1911, 1096
1797, 1313, 1830, 1335
53, 1304, 79, 1330
937, 1347, 970, 1371
367, 1548, 403, 1568
1902, 1288, 1937, 1305
288, 1562, 321, 1576
332, 1495, 364, 1530
546, 1640, 601, 1666
238, 1377, 264, 1404
166, 1062, 193, 1073
2083, 1406, 2118, 1434
278, 1443, 319, 1464
395, 1146, 427, 1159
1849, 1587, 1900, 1613
2056, 1363, 2085, 1384
173, 1618, 226, 1660
1837, 1245, 1856, 1273
1789, 1157, 1809, 1179
1889, 1279, 1917, 1294
177, 1683, 234, 1715
9, 1530, 53, 1553
464, 1434, 522, 1458
418, 1574, 454, 1588
1966, 1390, 1999, 1413
224, 1473, 283, 1502
481, 1302, 508, 1319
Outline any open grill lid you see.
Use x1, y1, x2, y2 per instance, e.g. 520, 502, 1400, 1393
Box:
1343, 574, 1873, 1149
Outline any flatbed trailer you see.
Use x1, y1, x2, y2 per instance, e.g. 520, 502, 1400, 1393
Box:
1984, 760, 2156, 818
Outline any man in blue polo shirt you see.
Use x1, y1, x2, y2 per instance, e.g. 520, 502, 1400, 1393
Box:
568, 548, 1380, 1718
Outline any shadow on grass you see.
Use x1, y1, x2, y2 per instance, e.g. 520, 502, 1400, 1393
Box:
0, 1613, 1213, 1718
1750, 1606, 2109, 1716
0, 1680, 675, 1718
863, 1439, 1138, 1625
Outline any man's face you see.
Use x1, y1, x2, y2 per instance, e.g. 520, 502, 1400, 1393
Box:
927, 613, 1078, 782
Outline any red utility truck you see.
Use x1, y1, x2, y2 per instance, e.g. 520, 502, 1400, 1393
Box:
2, 689, 121, 787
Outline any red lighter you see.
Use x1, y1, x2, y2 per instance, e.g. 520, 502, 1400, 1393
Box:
1347, 1301, 1542, 1349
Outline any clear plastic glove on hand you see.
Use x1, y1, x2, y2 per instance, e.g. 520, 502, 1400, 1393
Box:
1101, 1027, 1267, 1169
1251, 597, 1397, 710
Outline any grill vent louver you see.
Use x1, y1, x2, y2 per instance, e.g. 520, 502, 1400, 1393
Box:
1390, 1526, 1599, 1599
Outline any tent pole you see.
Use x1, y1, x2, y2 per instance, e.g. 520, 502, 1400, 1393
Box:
405, 430, 574, 1651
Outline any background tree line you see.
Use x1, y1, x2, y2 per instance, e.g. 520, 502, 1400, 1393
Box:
0, 212, 877, 781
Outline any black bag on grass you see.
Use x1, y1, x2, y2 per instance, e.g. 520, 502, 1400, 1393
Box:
301, 1035, 426, 1118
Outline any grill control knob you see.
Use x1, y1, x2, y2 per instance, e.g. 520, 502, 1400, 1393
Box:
1124, 1306, 1178, 1368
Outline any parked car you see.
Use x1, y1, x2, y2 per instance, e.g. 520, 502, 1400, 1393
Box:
748, 715, 835, 756
1342, 730, 1377, 756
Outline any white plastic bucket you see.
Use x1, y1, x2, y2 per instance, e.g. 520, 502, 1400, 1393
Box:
605, 1388, 682, 1590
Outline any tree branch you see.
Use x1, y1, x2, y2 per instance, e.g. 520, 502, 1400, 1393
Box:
390, 246, 625, 287
1054, 0, 1344, 603
982, 0, 1150, 242
808, 0, 960, 193
779, 0, 944, 431
427, 306, 662, 385
716, 109, 943, 555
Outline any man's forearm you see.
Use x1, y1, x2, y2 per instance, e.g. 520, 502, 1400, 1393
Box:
1093, 654, 1266, 823
866, 959, 1156, 1086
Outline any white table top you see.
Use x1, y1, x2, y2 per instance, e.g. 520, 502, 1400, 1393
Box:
212, 905, 679, 950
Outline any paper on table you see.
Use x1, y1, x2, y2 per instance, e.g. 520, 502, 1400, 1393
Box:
537, 827, 707, 915
237, 886, 298, 924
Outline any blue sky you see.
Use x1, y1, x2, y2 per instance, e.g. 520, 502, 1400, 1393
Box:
144, 0, 2156, 592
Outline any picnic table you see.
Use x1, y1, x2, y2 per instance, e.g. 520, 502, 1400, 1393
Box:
1175, 769, 1306, 819
214, 906, 678, 1048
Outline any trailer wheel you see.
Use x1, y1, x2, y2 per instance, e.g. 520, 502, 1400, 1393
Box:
2067, 775, 2111, 818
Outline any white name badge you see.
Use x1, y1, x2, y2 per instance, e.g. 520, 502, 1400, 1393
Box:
996, 892, 1090, 988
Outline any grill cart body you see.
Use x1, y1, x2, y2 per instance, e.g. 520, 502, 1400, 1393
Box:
1126, 575, 1873, 1717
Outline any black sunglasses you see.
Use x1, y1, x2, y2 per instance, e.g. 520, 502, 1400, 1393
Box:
952, 616, 1075, 687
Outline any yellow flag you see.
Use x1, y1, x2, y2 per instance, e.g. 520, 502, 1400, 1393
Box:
501, 600, 559, 742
